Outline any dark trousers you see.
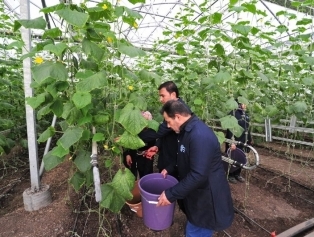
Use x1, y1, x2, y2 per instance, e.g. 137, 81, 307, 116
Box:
124, 155, 154, 179
229, 167, 241, 177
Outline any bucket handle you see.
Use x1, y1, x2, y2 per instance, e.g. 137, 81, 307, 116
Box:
141, 194, 159, 205
148, 201, 158, 204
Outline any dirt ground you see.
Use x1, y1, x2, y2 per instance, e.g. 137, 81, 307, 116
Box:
1, 142, 314, 237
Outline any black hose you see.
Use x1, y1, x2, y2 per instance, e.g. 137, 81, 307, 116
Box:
234, 207, 272, 235
115, 214, 123, 237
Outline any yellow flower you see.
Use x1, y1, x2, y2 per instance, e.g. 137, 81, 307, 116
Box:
133, 22, 138, 29
102, 4, 108, 10
128, 85, 134, 91
104, 144, 109, 150
34, 56, 44, 64
107, 37, 113, 43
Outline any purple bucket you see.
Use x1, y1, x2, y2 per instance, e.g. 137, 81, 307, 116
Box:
139, 173, 178, 231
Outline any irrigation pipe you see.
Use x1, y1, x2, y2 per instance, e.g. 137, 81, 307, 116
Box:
39, 114, 57, 177
91, 127, 102, 202
234, 207, 272, 235
222, 230, 232, 237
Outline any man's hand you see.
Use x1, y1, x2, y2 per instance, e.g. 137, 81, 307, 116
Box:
126, 155, 132, 167
157, 191, 171, 207
160, 169, 168, 178
144, 146, 158, 159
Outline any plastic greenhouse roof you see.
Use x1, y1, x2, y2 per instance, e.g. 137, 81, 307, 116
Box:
3, 0, 314, 51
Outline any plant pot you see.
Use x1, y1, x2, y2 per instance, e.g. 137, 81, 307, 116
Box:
126, 180, 142, 217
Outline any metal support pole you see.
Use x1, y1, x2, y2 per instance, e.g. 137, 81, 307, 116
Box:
265, 117, 272, 142
21, 0, 40, 192
289, 115, 297, 133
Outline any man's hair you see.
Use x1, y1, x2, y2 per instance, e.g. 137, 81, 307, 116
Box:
158, 81, 179, 98
161, 100, 191, 118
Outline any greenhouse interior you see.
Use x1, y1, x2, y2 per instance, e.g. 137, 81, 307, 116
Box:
1, 0, 314, 236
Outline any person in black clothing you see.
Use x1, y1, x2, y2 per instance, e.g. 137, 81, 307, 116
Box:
123, 111, 157, 179
225, 101, 252, 184
145, 81, 191, 178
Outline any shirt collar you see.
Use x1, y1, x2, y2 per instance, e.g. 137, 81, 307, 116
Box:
179, 114, 195, 132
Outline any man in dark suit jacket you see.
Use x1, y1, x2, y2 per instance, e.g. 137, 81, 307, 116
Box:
157, 100, 234, 237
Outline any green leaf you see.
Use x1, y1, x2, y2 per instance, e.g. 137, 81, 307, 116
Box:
124, 7, 142, 19
242, 3, 256, 14
82, 39, 105, 62
115, 6, 124, 17
193, 98, 203, 105
237, 96, 249, 105
215, 131, 226, 144
93, 133, 105, 142
50, 99, 64, 117
211, 12, 222, 24
51, 144, 69, 157
72, 92, 92, 109
276, 25, 288, 34
76, 71, 107, 92
70, 172, 85, 191
220, 115, 244, 137
100, 169, 135, 212
74, 150, 92, 173
42, 28, 62, 39
43, 150, 64, 171
117, 103, 147, 135
292, 101, 307, 113
62, 102, 81, 125
232, 24, 252, 36
214, 71, 231, 83
296, 18, 312, 26
147, 120, 160, 132
302, 56, 314, 65
32, 61, 67, 84
118, 44, 146, 58
257, 71, 269, 82
229, 0, 239, 6
111, 169, 135, 198
59, 127, 84, 150
0, 102, 14, 110
116, 131, 145, 150
213, 43, 225, 56
129, 94, 147, 111
17, 17, 46, 30
55, 8, 89, 28
265, 105, 278, 117
38, 126, 55, 143
43, 43, 67, 57
302, 77, 314, 86
100, 183, 126, 212
128, 0, 145, 4
138, 69, 161, 84
26, 94, 46, 109
225, 98, 238, 111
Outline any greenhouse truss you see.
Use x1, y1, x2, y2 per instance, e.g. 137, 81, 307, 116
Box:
3, 0, 314, 50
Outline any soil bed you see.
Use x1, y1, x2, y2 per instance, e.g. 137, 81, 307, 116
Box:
1, 142, 314, 237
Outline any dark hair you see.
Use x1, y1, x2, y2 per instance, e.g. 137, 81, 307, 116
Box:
161, 100, 191, 118
158, 81, 179, 98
